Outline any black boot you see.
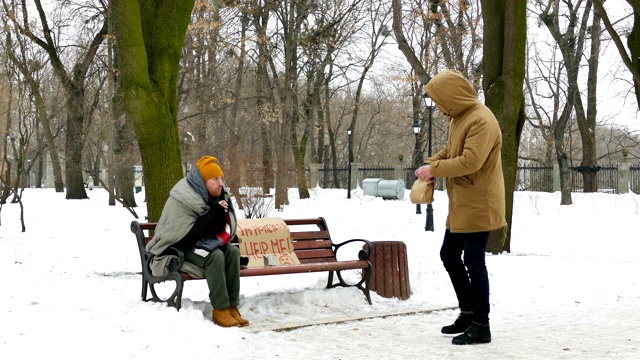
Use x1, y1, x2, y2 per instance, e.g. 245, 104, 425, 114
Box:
452, 322, 491, 345
441, 312, 472, 334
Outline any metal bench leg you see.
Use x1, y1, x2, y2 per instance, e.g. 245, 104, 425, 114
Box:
326, 269, 373, 305
147, 274, 185, 311
326, 270, 336, 289
142, 278, 149, 301
362, 266, 373, 305
166, 275, 185, 311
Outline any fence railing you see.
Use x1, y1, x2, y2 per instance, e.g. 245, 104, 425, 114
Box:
517, 165, 553, 192
241, 163, 640, 195
318, 168, 348, 189
516, 165, 625, 194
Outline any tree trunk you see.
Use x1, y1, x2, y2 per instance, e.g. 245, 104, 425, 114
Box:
227, 11, 248, 203
114, 119, 137, 207
63, 80, 89, 199
274, 1, 297, 210
31, 89, 64, 193
577, 7, 602, 193
290, 60, 310, 200
111, 0, 194, 222
481, 0, 527, 254
253, 3, 275, 194
557, 152, 573, 205
108, 18, 137, 208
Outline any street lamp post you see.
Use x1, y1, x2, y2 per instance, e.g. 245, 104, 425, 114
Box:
412, 121, 421, 214
27, 159, 31, 188
347, 127, 353, 199
423, 93, 435, 231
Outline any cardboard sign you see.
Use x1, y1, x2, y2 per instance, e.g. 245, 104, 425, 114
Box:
236, 217, 301, 267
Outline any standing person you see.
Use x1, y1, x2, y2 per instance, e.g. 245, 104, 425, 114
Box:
145, 155, 248, 328
415, 70, 506, 345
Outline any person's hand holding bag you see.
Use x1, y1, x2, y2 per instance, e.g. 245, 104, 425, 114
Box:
415, 164, 434, 182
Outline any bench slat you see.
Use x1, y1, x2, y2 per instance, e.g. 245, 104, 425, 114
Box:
239, 260, 368, 276
290, 230, 331, 241
283, 218, 326, 227
294, 248, 336, 260
292, 239, 332, 250
299, 257, 336, 264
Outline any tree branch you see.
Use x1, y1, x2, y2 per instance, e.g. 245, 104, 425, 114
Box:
391, 0, 430, 86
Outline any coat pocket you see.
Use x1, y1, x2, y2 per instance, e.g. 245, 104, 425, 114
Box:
452, 174, 475, 187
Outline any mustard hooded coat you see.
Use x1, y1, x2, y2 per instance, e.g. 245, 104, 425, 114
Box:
425, 71, 506, 233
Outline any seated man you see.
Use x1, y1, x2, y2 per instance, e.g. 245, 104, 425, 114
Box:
145, 156, 248, 327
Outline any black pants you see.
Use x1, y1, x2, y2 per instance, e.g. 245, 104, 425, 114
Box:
440, 229, 490, 325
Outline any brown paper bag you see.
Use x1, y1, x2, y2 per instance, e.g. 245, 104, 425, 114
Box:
409, 178, 435, 204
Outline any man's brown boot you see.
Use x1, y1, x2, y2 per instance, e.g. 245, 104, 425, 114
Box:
229, 306, 250, 327
212, 308, 240, 328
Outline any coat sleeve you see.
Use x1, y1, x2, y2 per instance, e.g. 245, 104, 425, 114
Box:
430, 117, 498, 178
427, 145, 448, 163
145, 184, 206, 255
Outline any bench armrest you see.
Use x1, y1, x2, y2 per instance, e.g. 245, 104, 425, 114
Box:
333, 238, 373, 261
146, 246, 185, 274
164, 246, 185, 273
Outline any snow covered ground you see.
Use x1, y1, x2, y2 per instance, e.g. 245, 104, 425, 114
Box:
1, 187, 639, 359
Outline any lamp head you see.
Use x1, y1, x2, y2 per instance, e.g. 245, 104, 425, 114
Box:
412, 122, 421, 134
347, 127, 352, 136
422, 92, 434, 108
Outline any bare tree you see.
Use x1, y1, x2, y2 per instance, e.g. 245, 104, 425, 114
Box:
594, 0, 640, 109
1, 9, 65, 192
525, 36, 574, 204
536, 0, 602, 192
3, 0, 108, 199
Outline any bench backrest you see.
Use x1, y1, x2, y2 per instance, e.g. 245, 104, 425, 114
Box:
131, 217, 337, 265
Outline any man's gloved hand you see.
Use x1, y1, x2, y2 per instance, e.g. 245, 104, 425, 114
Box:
168, 257, 180, 272
194, 236, 223, 252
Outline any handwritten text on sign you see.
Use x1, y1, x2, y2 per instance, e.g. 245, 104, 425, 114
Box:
236, 217, 301, 267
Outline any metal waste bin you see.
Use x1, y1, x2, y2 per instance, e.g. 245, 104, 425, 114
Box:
362, 178, 405, 200
362, 178, 382, 197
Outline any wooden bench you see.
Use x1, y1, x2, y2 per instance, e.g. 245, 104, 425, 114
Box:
131, 217, 373, 310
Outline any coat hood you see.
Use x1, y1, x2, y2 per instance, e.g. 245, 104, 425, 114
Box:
424, 70, 480, 118
186, 166, 209, 202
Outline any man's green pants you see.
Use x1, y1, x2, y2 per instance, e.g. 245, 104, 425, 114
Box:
184, 244, 241, 309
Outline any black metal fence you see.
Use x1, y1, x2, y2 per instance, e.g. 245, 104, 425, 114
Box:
517, 165, 553, 192
318, 168, 348, 189
516, 164, 635, 194
360, 166, 395, 181
244, 164, 640, 194
571, 165, 617, 194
